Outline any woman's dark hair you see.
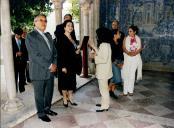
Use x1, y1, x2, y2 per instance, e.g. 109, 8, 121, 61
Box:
129, 25, 139, 34
63, 20, 74, 28
112, 29, 119, 38
96, 27, 112, 47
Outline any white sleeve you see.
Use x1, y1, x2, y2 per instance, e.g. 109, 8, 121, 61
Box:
95, 43, 109, 64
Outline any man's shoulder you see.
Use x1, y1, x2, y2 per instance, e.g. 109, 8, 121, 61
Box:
56, 24, 63, 31
26, 30, 38, 38
28, 30, 37, 35
56, 24, 63, 28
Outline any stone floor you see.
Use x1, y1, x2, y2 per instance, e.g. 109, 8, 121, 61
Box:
13, 71, 174, 128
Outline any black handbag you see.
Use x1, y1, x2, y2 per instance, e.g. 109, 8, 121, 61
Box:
75, 53, 82, 75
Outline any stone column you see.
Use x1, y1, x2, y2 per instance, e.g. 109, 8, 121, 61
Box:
89, 3, 94, 44
88, 3, 95, 74
52, 0, 65, 25
80, 1, 92, 36
94, 0, 100, 44
1, 0, 24, 112
80, 0, 92, 77
87, 0, 100, 74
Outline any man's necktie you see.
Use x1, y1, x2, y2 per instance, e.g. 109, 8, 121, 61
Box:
17, 40, 21, 51
42, 33, 51, 51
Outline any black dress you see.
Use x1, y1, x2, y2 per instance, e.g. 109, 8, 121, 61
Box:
57, 34, 77, 94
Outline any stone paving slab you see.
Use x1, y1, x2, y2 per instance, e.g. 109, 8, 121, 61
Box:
1, 74, 94, 128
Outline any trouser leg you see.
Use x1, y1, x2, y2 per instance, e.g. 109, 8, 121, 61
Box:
19, 63, 27, 92
44, 78, 54, 111
137, 58, 142, 81
98, 79, 110, 109
32, 80, 45, 117
14, 64, 19, 92
26, 62, 31, 82
127, 58, 139, 93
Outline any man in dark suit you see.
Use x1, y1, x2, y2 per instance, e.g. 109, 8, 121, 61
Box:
12, 28, 28, 93
25, 14, 57, 122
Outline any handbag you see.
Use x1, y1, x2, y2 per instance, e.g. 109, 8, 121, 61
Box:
75, 53, 82, 75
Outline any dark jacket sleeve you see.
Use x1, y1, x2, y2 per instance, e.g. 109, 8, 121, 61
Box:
25, 34, 50, 69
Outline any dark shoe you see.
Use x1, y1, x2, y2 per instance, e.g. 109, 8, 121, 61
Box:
69, 100, 78, 106
19, 88, 25, 93
45, 110, 57, 116
109, 91, 118, 99
96, 109, 108, 112
63, 102, 68, 107
96, 104, 101, 107
39, 115, 51, 122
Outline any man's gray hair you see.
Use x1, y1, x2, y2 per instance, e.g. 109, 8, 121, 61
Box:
34, 14, 47, 22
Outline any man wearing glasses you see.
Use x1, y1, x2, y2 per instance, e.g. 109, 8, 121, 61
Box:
25, 14, 57, 122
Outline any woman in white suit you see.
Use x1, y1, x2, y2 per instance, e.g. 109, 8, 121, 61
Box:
90, 27, 113, 112
122, 25, 142, 96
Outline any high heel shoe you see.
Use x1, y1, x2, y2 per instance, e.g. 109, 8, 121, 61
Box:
96, 104, 101, 107
63, 101, 68, 107
68, 100, 78, 106
96, 109, 108, 112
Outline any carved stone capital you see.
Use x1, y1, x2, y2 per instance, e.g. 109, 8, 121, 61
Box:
51, 0, 65, 9
80, 0, 93, 15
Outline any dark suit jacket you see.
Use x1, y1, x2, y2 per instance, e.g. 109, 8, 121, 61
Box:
25, 30, 57, 80
12, 35, 28, 64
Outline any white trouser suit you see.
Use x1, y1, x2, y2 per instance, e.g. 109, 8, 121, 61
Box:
95, 43, 112, 109
122, 35, 142, 94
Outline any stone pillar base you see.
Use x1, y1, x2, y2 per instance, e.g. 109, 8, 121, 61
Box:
2, 98, 24, 112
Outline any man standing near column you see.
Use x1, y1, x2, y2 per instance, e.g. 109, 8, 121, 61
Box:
12, 28, 28, 93
25, 14, 57, 122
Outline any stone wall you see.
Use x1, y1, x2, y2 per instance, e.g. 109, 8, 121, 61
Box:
100, 0, 174, 72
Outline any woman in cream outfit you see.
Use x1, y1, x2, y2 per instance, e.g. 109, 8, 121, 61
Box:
122, 25, 142, 96
90, 27, 113, 112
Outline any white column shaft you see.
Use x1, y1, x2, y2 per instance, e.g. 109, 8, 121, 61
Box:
83, 14, 89, 36
1, 0, 17, 99
55, 7, 62, 25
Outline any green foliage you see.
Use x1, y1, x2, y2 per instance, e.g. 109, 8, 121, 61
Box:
68, 0, 80, 22
10, 0, 52, 31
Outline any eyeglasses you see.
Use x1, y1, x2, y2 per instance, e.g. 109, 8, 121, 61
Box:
37, 19, 47, 23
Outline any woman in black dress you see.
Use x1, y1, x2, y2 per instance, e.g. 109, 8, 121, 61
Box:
58, 20, 80, 107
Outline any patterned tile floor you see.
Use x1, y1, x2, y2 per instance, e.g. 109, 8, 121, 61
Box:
14, 71, 174, 128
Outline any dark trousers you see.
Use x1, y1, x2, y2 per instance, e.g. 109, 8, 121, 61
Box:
32, 78, 54, 117
14, 62, 27, 92
26, 62, 31, 82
